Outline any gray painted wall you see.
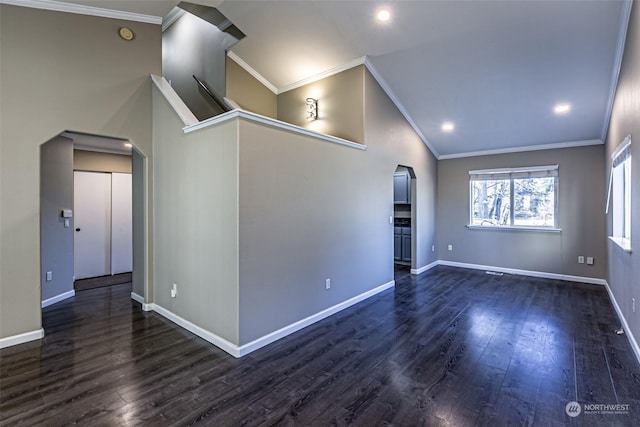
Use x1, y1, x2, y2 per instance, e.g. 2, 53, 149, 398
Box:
364, 70, 438, 272
604, 2, 640, 347
152, 87, 240, 343
152, 64, 437, 347
163, 12, 236, 121
40, 136, 74, 303
437, 145, 607, 279
0, 4, 159, 340
237, 69, 438, 345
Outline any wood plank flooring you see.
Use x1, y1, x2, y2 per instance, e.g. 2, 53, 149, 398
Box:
2, 266, 640, 426
74, 272, 133, 291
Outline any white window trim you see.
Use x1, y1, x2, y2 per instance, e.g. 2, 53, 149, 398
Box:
469, 165, 559, 230
607, 135, 632, 253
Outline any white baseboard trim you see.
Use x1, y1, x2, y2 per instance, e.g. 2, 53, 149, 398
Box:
41, 290, 75, 308
0, 328, 44, 349
130, 292, 153, 311
603, 281, 640, 365
148, 279, 395, 358
411, 261, 439, 275
437, 260, 607, 286
237, 280, 395, 357
151, 303, 241, 357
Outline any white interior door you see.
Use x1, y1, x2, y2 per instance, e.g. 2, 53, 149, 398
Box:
111, 173, 132, 274
74, 171, 111, 280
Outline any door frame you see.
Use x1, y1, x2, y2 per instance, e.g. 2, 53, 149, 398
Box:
39, 132, 149, 311
393, 165, 416, 271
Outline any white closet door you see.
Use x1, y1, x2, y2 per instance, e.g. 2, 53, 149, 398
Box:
74, 171, 111, 279
111, 173, 132, 274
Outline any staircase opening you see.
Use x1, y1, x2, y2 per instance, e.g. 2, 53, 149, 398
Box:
162, 2, 245, 120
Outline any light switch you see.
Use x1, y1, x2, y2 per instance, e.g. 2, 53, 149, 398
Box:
64, 218, 70, 228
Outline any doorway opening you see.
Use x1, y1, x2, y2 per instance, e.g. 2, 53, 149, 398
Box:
393, 165, 416, 275
39, 131, 147, 309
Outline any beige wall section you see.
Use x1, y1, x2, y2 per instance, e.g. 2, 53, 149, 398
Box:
277, 65, 365, 144
437, 145, 607, 279
226, 56, 277, 118
74, 150, 132, 173
604, 3, 640, 349
0, 5, 160, 340
152, 88, 240, 344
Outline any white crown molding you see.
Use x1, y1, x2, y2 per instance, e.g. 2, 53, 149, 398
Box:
0, 328, 44, 349
227, 51, 278, 95
278, 56, 367, 95
438, 138, 603, 160
603, 280, 640, 365
0, 0, 163, 24
363, 57, 440, 159
41, 290, 75, 308
601, 0, 633, 143
183, 108, 367, 151
162, 7, 184, 32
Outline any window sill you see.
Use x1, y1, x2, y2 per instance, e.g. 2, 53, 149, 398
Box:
466, 225, 562, 233
608, 236, 632, 253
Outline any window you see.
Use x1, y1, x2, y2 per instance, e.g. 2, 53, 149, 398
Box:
607, 135, 632, 252
469, 165, 558, 229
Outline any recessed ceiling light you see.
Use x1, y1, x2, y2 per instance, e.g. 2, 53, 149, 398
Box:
377, 9, 391, 22
441, 122, 455, 132
554, 103, 571, 114
124, 143, 132, 148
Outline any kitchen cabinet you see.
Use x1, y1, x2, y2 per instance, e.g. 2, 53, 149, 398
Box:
394, 234, 402, 261
402, 231, 412, 262
394, 225, 412, 263
393, 172, 411, 204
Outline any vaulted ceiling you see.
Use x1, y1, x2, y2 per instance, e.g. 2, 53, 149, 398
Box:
54, 0, 632, 158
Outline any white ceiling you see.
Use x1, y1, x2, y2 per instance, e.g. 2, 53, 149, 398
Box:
216, 0, 630, 158
44, 0, 631, 158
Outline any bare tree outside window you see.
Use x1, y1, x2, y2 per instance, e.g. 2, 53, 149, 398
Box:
470, 166, 558, 229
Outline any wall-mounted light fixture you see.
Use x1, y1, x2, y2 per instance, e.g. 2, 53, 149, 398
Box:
306, 97, 318, 121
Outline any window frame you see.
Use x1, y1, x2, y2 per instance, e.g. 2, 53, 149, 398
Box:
607, 135, 632, 252
468, 165, 560, 231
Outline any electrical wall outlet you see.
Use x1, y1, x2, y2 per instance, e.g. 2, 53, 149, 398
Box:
586, 257, 594, 265
171, 283, 177, 298
448, 245, 453, 251
326, 279, 331, 290
578, 256, 585, 264
46, 271, 52, 281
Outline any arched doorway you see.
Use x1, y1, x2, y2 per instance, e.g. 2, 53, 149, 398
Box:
393, 165, 416, 273
39, 131, 148, 310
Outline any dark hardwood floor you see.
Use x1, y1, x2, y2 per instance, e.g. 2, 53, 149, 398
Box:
2, 266, 640, 426
74, 272, 133, 291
